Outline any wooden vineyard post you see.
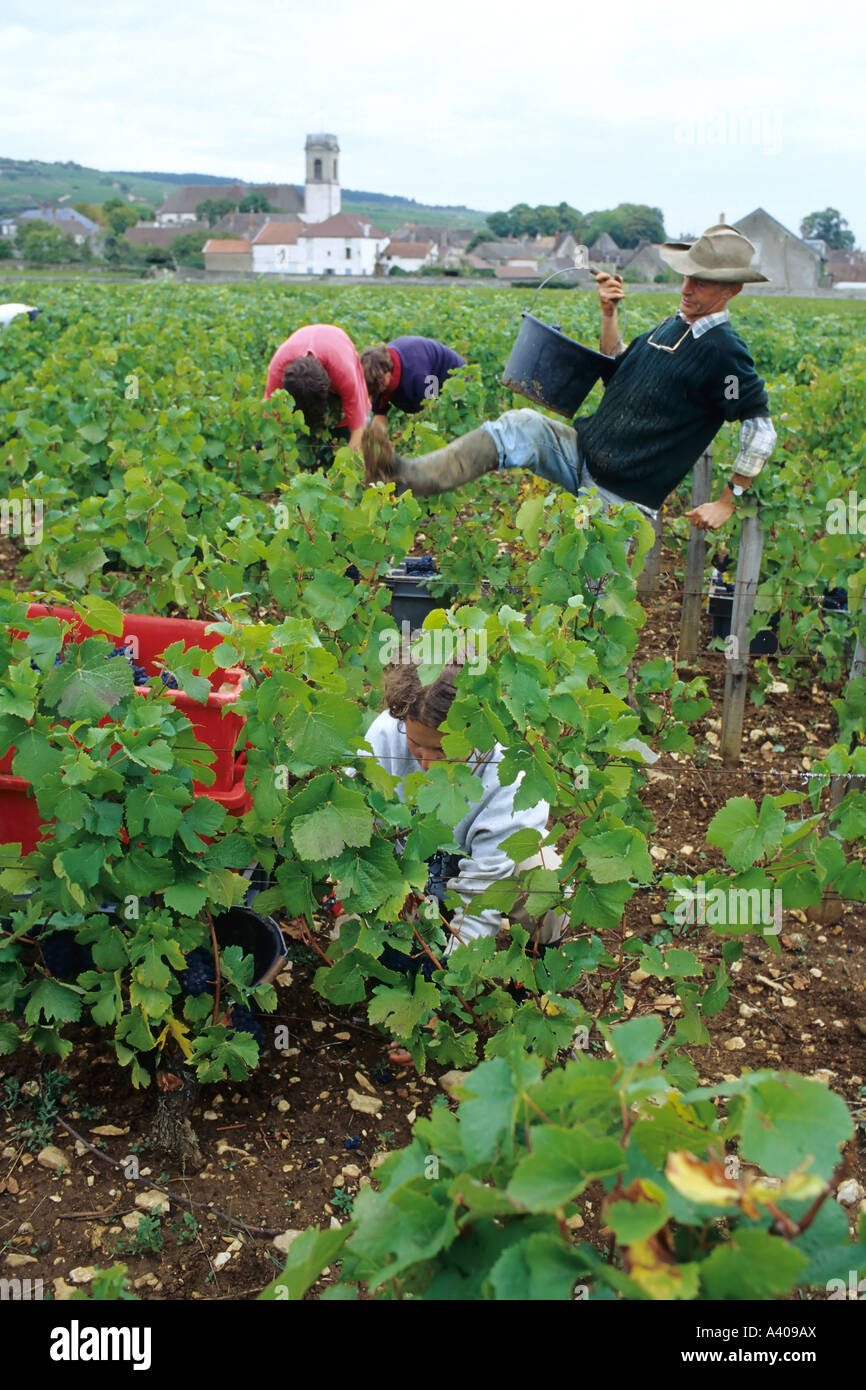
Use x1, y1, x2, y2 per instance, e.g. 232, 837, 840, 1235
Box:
678, 449, 713, 662
636, 511, 664, 597
720, 512, 764, 766
830, 590, 866, 809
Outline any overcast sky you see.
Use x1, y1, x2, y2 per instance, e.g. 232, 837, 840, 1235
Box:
2, 0, 863, 243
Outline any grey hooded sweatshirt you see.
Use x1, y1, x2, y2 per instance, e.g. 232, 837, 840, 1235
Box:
362, 710, 549, 952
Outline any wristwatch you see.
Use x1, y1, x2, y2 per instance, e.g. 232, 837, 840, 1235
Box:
729, 481, 745, 498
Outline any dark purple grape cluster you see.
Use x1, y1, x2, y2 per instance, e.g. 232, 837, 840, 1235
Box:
228, 1005, 265, 1048
30, 650, 66, 672
373, 1064, 393, 1085
177, 946, 214, 997
823, 586, 848, 612
40, 931, 93, 978
107, 643, 178, 688
31, 643, 178, 688
405, 556, 438, 576
344, 1135, 361, 1150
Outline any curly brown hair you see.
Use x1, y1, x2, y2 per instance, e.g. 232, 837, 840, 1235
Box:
360, 345, 393, 399
281, 355, 336, 428
383, 649, 464, 729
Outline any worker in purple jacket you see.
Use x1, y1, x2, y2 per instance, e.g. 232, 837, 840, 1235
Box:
361, 336, 467, 428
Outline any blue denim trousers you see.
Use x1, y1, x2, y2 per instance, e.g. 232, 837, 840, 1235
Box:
482, 408, 658, 519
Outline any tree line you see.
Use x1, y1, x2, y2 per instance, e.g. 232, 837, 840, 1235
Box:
471, 202, 666, 249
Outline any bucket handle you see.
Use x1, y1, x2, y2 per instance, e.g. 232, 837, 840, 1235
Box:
526, 265, 626, 334
527, 266, 585, 311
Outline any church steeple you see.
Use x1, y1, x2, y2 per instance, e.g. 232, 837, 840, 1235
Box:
303, 133, 340, 222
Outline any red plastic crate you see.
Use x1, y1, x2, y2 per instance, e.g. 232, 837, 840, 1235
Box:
0, 773, 43, 857
0, 762, 252, 857
6, 606, 248, 792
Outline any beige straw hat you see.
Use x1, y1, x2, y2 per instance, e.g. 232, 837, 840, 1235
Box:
659, 224, 768, 283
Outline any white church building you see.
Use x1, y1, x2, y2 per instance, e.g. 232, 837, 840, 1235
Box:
195, 133, 390, 276
156, 133, 346, 227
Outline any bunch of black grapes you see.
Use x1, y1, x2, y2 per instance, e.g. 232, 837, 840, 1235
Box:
177, 947, 265, 1047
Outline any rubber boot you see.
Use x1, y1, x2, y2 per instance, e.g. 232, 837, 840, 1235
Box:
363, 424, 498, 498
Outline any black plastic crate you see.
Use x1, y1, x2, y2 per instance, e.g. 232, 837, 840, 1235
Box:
384, 560, 454, 628
707, 575, 850, 660
708, 580, 779, 655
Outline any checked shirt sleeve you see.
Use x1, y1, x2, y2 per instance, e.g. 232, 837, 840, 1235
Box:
733, 415, 777, 479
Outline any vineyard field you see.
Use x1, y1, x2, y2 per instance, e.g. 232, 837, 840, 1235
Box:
0, 280, 865, 1305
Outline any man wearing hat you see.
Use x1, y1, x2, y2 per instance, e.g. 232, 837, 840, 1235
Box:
363, 225, 775, 531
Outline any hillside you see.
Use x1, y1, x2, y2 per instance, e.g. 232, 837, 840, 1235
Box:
0, 157, 489, 230
0, 159, 181, 213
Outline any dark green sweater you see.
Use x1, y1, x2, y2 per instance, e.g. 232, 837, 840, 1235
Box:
575, 316, 770, 510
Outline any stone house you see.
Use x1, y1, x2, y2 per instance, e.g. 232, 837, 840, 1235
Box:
587, 231, 624, 267
731, 208, 822, 290
620, 240, 667, 280
203, 238, 252, 272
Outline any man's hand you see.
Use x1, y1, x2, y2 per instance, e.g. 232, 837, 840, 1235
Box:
685, 497, 736, 530
595, 271, 624, 317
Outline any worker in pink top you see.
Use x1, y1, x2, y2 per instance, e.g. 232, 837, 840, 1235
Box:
265, 324, 370, 453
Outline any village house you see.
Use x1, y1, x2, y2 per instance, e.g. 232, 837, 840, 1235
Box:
471, 238, 544, 269
12, 205, 100, 248
619, 239, 667, 280
125, 221, 209, 253
586, 231, 625, 267
732, 208, 823, 290
248, 220, 305, 273
379, 240, 435, 273
202, 237, 252, 272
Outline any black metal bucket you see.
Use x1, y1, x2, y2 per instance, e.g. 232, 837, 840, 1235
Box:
502, 269, 618, 417
212, 906, 288, 987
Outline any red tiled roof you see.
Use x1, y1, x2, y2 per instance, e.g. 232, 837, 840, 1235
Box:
383, 241, 432, 259
203, 239, 251, 254
304, 213, 386, 238
252, 221, 305, 246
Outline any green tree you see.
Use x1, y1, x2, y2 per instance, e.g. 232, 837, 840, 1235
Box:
0, 236, 14, 260
481, 202, 585, 242
585, 204, 666, 249
100, 199, 146, 235
170, 230, 211, 268
196, 197, 237, 227
18, 222, 79, 264
238, 192, 273, 214
619, 203, 666, 247
484, 211, 512, 239
799, 208, 855, 250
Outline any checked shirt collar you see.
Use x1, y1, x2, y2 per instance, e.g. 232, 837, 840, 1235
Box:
676, 307, 730, 339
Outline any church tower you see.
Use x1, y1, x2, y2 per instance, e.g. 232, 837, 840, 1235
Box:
303, 134, 341, 223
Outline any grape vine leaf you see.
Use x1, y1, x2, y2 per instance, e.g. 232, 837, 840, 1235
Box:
700, 1229, 809, 1300
706, 796, 786, 871
42, 641, 134, 719
507, 1125, 624, 1210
